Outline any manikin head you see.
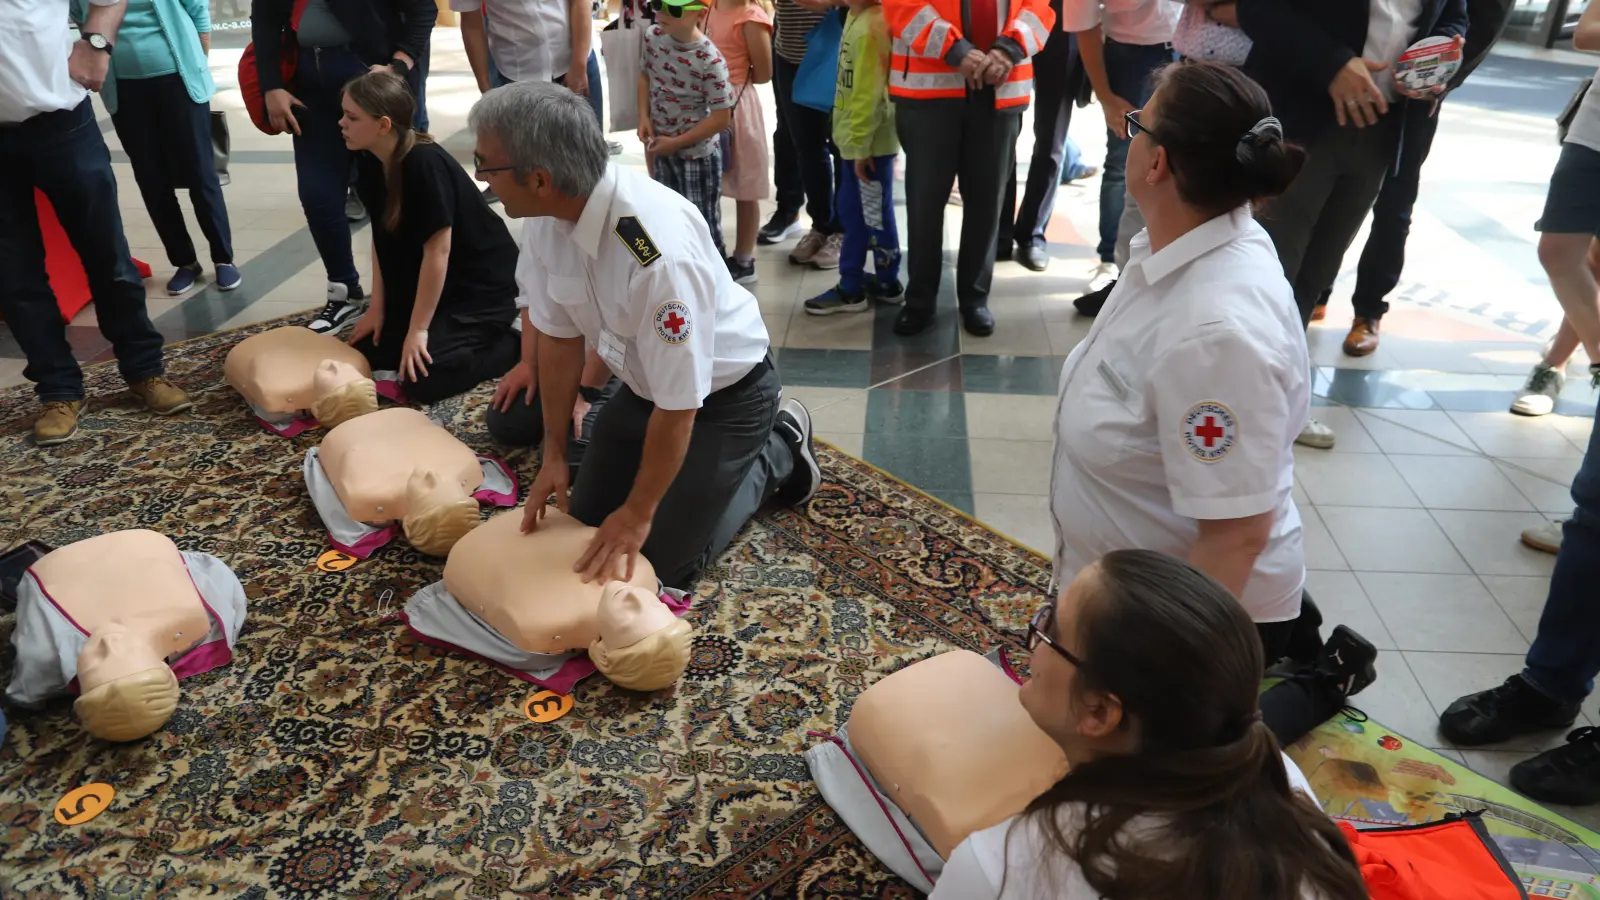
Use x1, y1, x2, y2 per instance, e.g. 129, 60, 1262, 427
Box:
402, 468, 481, 557
590, 582, 692, 691
468, 81, 607, 221
311, 359, 379, 431
73, 629, 180, 742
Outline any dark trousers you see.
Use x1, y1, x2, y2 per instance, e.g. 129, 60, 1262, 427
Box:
1258, 112, 1403, 327
292, 45, 368, 290
897, 97, 1022, 312
352, 313, 520, 404
999, 28, 1081, 252
111, 74, 234, 269
1317, 108, 1442, 321
413, 40, 431, 132
0, 98, 165, 402
484, 375, 621, 475
771, 70, 804, 216
569, 359, 793, 590
1097, 39, 1173, 261
1256, 593, 1325, 666
772, 55, 842, 233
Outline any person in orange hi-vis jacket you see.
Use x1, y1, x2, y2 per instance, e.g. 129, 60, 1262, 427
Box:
883, 0, 1053, 339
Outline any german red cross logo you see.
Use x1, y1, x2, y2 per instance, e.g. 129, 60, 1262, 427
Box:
1182, 401, 1237, 463
653, 300, 692, 345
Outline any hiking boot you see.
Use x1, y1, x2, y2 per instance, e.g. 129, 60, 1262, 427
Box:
33, 399, 84, 446
790, 229, 827, 266
1511, 364, 1565, 417
1317, 625, 1377, 698
1511, 727, 1600, 805
1438, 674, 1580, 747
129, 376, 193, 415
773, 397, 821, 507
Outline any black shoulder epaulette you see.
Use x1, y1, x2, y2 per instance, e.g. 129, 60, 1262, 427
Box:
614, 216, 662, 267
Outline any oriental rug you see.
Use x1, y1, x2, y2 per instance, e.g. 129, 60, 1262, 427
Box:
0, 314, 1053, 898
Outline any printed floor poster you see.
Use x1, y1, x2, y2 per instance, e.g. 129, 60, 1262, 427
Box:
1289, 713, 1600, 899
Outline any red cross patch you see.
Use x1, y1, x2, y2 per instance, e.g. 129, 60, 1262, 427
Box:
1182, 401, 1237, 463
654, 300, 692, 345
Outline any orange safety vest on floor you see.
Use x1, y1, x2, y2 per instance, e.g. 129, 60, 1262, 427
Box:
884, 0, 1053, 108
1338, 815, 1530, 900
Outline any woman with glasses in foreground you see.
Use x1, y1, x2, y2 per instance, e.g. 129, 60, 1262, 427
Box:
931, 550, 1367, 899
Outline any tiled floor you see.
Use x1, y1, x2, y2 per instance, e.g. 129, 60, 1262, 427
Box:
4, 30, 1598, 825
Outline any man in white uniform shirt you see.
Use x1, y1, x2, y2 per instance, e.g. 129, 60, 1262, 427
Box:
468, 82, 822, 591
0, 0, 193, 446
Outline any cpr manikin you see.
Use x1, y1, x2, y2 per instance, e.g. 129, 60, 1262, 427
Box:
224, 326, 398, 436
5, 530, 248, 742
304, 406, 517, 558
805, 649, 1071, 892
403, 510, 694, 693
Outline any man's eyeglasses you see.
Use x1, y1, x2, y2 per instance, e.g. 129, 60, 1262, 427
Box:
1124, 109, 1151, 140
1028, 603, 1084, 668
473, 155, 514, 176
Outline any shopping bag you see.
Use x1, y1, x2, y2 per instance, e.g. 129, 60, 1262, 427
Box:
601, 19, 644, 134
793, 10, 844, 113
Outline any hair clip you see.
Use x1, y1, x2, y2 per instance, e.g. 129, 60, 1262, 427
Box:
1235, 116, 1283, 164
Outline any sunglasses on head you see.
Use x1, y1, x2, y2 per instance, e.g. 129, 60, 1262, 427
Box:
1028, 602, 1084, 668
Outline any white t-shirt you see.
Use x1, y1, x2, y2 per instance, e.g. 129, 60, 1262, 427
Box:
449, 0, 574, 83
1058, 0, 1179, 47
931, 753, 1320, 899
1049, 207, 1309, 623
518, 165, 769, 410
1362, 0, 1426, 100
1564, 65, 1600, 154
0, 0, 118, 123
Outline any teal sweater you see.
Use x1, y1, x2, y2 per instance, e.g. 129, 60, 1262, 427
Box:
74, 0, 214, 114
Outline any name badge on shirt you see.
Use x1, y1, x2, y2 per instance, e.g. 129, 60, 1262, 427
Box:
598, 329, 627, 373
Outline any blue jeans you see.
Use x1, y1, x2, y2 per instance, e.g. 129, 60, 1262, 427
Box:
837, 154, 901, 295
0, 98, 165, 401
1098, 39, 1174, 261
1522, 404, 1600, 705
292, 45, 367, 289
489, 50, 605, 128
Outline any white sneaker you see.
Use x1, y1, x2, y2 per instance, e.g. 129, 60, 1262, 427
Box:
1087, 261, 1119, 294
1511, 364, 1565, 417
1521, 518, 1566, 554
1295, 417, 1337, 449
308, 282, 362, 335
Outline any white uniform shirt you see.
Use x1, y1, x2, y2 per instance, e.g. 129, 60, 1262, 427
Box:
449, 0, 574, 83
1049, 207, 1309, 623
1363, 0, 1426, 100
1058, 0, 1179, 46
930, 752, 1320, 899
518, 164, 769, 410
0, 0, 116, 124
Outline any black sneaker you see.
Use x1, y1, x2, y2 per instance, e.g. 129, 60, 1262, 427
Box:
1074, 279, 1115, 317
308, 282, 365, 335
772, 397, 821, 507
866, 277, 904, 304
1439, 675, 1581, 747
759, 209, 803, 245
726, 256, 758, 286
1511, 727, 1600, 805
1316, 625, 1377, 698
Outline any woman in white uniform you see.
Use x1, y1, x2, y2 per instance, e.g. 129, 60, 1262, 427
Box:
1049, 60, 1318, 663
930, 550, 1367, 899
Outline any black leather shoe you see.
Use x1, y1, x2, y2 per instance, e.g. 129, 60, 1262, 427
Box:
961, 307, 995, 337
1438, 675, 1580, 746
894, 306, 935, 336
1511, 727, 1600, 805
1015, 245, 1049, 272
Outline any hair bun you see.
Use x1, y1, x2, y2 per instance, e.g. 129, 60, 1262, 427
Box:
1235, 116, 1284, 164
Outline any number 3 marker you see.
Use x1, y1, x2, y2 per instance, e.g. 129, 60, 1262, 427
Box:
523, 690, 574, 723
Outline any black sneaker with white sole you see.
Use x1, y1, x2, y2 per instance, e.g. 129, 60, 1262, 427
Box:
759, 209, 803, 245
308, 282, 366, 335
772, 397, 821, 507
1317, 625, 1377, 698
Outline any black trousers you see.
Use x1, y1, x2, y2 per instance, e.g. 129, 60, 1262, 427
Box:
770, 62, 805, 217
485, 375, 621, 476
111, 73, 235, 268
352, 313, 519, 405
998, 28, 1081, 252
1256, 592, 1325, 667
772, 56, 843, 234
568, 359, 792, 590
897, 97, 1023, 312
1315, 108, 1442, 321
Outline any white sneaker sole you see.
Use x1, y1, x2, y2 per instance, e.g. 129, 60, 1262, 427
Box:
1510, 396, 1557, 417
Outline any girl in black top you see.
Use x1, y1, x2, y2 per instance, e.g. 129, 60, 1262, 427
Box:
340, 70, 520, 403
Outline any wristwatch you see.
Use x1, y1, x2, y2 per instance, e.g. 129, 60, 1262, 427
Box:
389, 56, 412, 78
83, 32, 113, 52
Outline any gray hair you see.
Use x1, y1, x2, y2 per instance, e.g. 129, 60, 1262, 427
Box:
468, 81, 608, 197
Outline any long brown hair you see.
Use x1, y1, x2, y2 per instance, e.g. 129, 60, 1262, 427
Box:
1012, 550, 1367, 900
343, 70, 435, 232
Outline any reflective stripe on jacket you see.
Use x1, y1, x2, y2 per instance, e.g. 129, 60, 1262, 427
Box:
884, 0, 1053, 107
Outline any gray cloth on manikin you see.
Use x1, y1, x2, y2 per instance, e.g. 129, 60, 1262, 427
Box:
403, 580, 584, 682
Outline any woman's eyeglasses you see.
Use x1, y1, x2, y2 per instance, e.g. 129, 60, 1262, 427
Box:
1124, 109, 1150, 140
1028, 603, 1084, 668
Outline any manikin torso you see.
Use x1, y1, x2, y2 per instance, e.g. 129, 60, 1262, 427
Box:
850, 649, 1071, 858
444, 511, 659, 655
29, 530, 209, 692
319, 407, 483, 524
224, 326, 373, 415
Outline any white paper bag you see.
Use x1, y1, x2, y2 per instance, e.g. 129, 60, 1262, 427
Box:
601, 22, 644, 134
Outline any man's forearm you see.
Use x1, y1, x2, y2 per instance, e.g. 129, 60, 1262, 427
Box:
460, 10, 493, 93
1187, 512, 1273, 600
1075, 24, 1113, 101
626, 408, 696, 517
84, 1, 130, 41
537, 332, 586, 460
580, 349, 611, 389
519, 310, 538, 367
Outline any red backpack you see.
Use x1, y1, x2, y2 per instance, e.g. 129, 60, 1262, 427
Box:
238, 0, 310, 135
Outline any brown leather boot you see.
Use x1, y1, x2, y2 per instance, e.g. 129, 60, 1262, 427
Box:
1342, 317, 1380, 357
129, 376, 193, 415
34, 399, 84, 446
